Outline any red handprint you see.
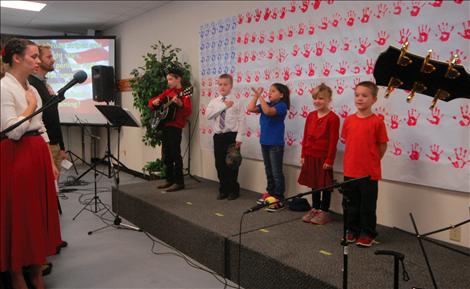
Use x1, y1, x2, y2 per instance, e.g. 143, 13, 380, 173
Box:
263, 8, 271, 21
375, 30, 390, 46
336, 61, 349, 75
277, 48, 287, 63
393, 1, 403, 15
448, 147, 470, 168
425, 144, 444, 162
346, 10, 356, 27
389, 114, 401, 129
251, 50, 257, 62
426, 106, 443, 125
296, 82, 305, 96
243, 88, 251, 98
303, 43, 312, 58
200, 127, 206, 134
454, 0, 464, 4
300, 105, 310, 118
273, 68, 281, 79
457, 20, 470, 40
300, 0, 310, 13
399, 28, 412, 45
278, 29, 285, 41
353, 77, 362, 88
236, 52, 242, 64
322, 62, 332, 77
315, 41, 325, 56
328, 39, 339, 54
308, 63, 316, 77
243, 51, 249, 63
342, 37, 351, 51
436, 22, 454, 42
235, 90, 241, 99
298, 22, 306, 35
360, 7, 371, 23
290, 0, 296, 13
236, 72, 243, 83
287, 25, 294, 38
308, 21, 315, 35
364, 58, 375, 75
238, 14, 244, 25
280, 7, 287, 19
390, 141, 402, 156
374, 106, 389, 121
201, 88, 206, 97
264, 69, 271, 81
312, 0, 321, 10
268, 31, 275, 43
243, 33, 250, 45
406, 108, 420, 126
271, 7, 278, 20
375, 3, 389, 19
319, 17, 329, 30
286, 131, 296, 146
283, 67, 291, 81
245, 71, 252, 83
236, 32, 242, 44
330, 12, 341, 28
208, 78, 213, 87
357, 37, 371, 54
339, 105, 351, 119
246, 127, 252, 138
449, 49, 468, 65
267, 48, 274, 60
200, 105, 206, 116
251, 32, 257, 43
292, 44, 300, 57
295, 64, 303, 77
207, 90, 213, 98
408, 143, 422, 160
258, 31, 266, 44
453, 104, 470, 126
429, 0, 443, 7
308, 83, 319, 95
288, 105, 298, 119
414, 24, 431, 43
246, 12, 253, 23
254, 8, 262, 22
335, 79, 346, 95
409, 1, 425, 17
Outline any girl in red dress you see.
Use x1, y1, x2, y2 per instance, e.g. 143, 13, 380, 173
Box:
298, 83, 340, 225
1, 38, 61, 289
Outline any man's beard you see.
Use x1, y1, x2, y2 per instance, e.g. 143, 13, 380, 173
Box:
41, 64, 54, 72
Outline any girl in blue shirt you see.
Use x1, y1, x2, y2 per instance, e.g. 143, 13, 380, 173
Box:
247, 83, 290, 212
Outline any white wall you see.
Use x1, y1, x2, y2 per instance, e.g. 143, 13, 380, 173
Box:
106, 1, 470, 247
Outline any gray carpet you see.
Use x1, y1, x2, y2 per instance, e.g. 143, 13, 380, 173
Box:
115, 177, 470, 289
43, 164, 239, 289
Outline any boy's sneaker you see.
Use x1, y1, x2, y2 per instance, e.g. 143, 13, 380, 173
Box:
301, 209, 319, 223
256, 192, 271, 204
343, 232, 357, 243
265, 198, 284, 212
356, 235, 375, 247
310, 211, 331, 225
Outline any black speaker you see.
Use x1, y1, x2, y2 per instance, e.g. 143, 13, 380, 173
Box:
92, 65, 115, 102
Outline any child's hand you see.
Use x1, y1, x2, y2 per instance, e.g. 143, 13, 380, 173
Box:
152, 98, 161, 106
224, 100, 234, 108
251, 87, 263, 98
300, 158, 304, 165
322, 163, 332, 170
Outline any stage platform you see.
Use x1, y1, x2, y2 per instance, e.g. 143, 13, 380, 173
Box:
112, 177, 469, 289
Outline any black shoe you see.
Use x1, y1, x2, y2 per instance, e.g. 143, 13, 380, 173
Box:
217, 194, 228, 200
41, 263, 53, 276
166, 183, 185, 192
56, 240, 68, 254
227, 193, 239, 200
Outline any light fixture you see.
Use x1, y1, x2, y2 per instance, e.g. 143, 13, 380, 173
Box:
1, 1, 46, 12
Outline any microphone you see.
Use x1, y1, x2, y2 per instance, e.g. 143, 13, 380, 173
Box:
57, 70, 87, 96
244, 198, 278, 214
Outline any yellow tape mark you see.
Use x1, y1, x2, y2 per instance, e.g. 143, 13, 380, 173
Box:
215, 212, 224, 217
319, 250, 332, 256
259, 229, 269, 233
186, 202, 193, 205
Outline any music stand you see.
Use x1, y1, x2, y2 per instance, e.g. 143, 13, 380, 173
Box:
88, 105, 141, 234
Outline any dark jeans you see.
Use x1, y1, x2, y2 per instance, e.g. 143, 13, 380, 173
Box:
162, 126, 184, 185
261, 144, 285, 200
312, 190, 332, 212
213, 132, 240, 197
342, 176, 378, 238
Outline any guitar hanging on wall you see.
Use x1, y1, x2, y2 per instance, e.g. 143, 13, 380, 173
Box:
373, 42, 470, 110
151, 86, 193, 130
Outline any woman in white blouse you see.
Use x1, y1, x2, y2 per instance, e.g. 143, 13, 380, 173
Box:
1, 38, 62, 289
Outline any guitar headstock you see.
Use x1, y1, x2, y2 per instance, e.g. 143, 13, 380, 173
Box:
373, 43, 470, 109
179, 86, 194, 98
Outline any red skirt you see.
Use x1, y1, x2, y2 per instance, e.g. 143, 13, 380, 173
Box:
1, 135, 62, 272
298, 155, 333, 189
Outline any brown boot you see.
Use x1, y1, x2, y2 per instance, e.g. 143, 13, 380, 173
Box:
157, 182, 173, 189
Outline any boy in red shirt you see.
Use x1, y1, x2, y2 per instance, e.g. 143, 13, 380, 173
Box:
148, 67, 192, 192
340, 81, 388, 247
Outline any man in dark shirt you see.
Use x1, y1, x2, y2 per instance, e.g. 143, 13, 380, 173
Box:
28, 45, 67, 170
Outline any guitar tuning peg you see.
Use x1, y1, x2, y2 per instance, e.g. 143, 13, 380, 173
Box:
421, 49, 436, 74
429, 89, 450, 110
384, 77, 403, 98
445, 54, 461, 79
407, 82, 427, 103
397, 41, 412, 67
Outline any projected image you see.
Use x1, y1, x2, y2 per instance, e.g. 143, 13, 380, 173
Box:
32, 37, 116, 124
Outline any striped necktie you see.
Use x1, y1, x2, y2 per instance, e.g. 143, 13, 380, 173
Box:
219, 96, 226, 129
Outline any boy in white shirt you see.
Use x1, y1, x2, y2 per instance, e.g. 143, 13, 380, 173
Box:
206, 74, 245, 200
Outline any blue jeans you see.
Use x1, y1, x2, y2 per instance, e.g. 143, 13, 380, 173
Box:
261, 145, 285, 200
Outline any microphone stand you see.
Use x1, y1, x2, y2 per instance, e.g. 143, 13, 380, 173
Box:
240, 176, 370, 289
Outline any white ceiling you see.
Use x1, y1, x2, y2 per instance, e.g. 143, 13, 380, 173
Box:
1, 1, 170, 34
